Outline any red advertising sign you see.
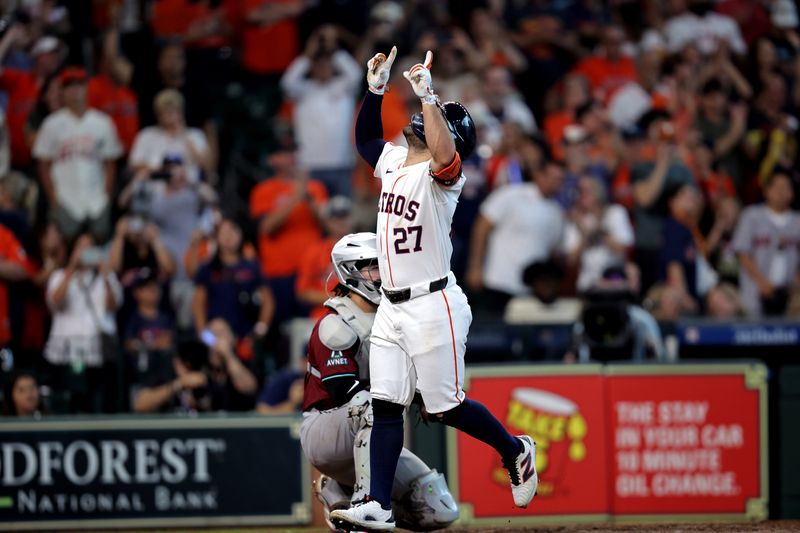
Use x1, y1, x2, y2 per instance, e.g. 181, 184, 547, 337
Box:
452, 369, 609, 518
607, 371, 765, 516
449, 364, 767, 524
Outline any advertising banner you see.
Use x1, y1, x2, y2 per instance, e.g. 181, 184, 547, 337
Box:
448, 363, 767, 525
449, 365, 610, 522
0, 415, 310, 530
677, 321, 800, 346
607, 365, 768, 518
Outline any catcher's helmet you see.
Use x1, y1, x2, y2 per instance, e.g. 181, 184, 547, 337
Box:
331, 232, 381, 305
411, 101, 477, 160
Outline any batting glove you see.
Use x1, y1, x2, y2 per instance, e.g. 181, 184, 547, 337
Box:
366, 46, 397, 95
403, 51, 438, 104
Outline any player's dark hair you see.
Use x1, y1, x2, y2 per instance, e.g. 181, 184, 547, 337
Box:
333, 283, 352, 298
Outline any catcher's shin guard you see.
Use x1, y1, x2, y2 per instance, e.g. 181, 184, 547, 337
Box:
348, 390, 373, 503
395, 470, 459, 531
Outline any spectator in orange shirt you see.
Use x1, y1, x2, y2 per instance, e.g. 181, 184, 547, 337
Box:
250, 140, 327, 324
88, 30, 139, 153
25, 74, 62, 151
0, 29, 64, 171
543, 73, 590, 161
240, 0, 305, 78
572, 25, 638, 102
150, 0, 234, 49
690, 137, 736, 214
470, 8, 528, 73
296, 196, 353, 321
0, 223, 30, 348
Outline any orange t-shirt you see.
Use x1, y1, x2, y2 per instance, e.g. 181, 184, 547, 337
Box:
380, 89, 411, 143
87, 74, 139, 153
151, 0, 235, 48
249, 177, 328, 277
572, 56, 637, 101
543, 110, 574, 161
0, 68, 39, 167
295, 237, 337, 320
240, 0, 300, 74
0, 225, 27, 346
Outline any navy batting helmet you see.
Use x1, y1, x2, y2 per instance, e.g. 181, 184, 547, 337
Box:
410, 101, 477, 160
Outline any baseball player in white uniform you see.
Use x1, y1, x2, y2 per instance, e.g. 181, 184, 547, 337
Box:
300, 232, 458, 532
331, 48, 538, 531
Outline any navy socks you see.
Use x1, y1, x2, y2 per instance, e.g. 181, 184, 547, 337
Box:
439, 399, 522, 460
369, 412, 404, 508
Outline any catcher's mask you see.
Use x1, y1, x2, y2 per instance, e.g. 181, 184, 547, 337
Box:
410, 101, 477, 160
331, 232, 382, 305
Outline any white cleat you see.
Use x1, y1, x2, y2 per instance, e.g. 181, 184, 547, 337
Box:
505, 435, 538, 508
330, 497, 396, 531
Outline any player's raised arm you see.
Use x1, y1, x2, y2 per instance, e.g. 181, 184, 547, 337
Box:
354, 46, 397, 167
403, 51, 458, 173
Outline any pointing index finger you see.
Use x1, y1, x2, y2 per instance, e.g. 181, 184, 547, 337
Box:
385, 46, 398, 68
423, 50, 433, 69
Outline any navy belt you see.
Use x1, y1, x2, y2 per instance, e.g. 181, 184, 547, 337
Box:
382, 276, 449, 304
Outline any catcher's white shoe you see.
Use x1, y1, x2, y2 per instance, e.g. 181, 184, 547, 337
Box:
330, 497, 395, 531
505, 435, 538, 508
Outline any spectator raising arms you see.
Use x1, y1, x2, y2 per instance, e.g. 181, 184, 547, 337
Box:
43, 234, 123, 413
0, 28, 64, 170
658, 183, 704, 312
250, 140, 327, 324
295, 196, 354, 320
280, 25, 362, 198
87, 29, 139, 154
564, 175, 634, 293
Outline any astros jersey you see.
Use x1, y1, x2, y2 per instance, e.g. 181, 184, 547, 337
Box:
374, 143, 463, 289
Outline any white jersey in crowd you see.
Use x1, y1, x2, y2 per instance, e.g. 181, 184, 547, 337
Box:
374, 143, 463, 289
33, 108, 122, 220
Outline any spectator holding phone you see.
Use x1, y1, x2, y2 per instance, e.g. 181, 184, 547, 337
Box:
631, 111, 696, 294
108, 215, 176, 286
43, 234, 123, 412
658, 183, 704, 312
119, 154, 217, 327
280, 25, 362, 198
133, 318, 257, 413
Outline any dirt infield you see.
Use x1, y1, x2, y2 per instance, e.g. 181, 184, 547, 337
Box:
438, 522, 800, 533
112, 522, 800, 532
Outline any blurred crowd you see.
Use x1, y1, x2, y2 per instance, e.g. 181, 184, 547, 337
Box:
0, 0, 799, 416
